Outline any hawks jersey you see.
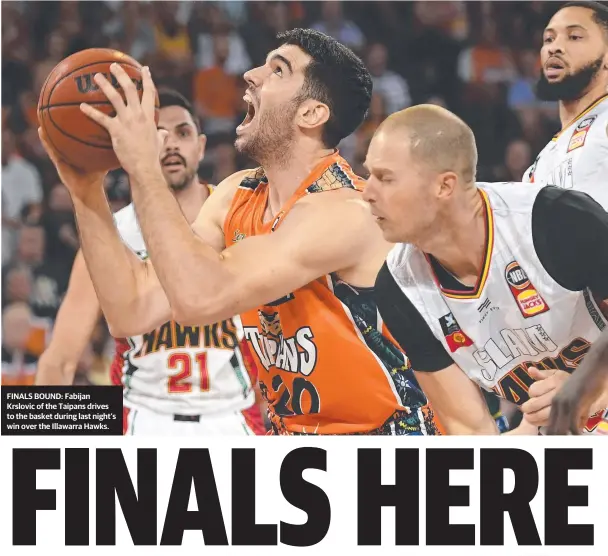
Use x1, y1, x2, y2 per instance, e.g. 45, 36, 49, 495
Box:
113, 203, 256, 416
523, 94, 608, 209
223, 152, 439, 435
386, 182, 608, 434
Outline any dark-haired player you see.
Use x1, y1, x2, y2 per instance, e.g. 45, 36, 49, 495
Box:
40, 29, 441, 436
525, 1, 608, 208
37, 89, 266, 436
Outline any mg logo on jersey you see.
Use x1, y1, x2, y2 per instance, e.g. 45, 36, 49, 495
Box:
243, 309, 318, 375
505, 261, 549, 318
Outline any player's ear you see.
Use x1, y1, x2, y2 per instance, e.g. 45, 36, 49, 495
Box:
437, 171, 458, 200
198, 133, 207, 163
296, 99, 330, 130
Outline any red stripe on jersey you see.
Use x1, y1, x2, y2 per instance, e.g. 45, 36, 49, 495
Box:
239, 338, 258, 385
111, 338, 130, 387
242, 404, 266, 435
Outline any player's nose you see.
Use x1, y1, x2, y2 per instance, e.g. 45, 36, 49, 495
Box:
243, 65, 265, 89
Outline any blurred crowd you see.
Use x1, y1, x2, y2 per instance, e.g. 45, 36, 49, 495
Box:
2, 0, 561, 385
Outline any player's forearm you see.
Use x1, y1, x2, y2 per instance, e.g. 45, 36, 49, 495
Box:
130, 169, 231, 325
71, 186, 151, 335
36, 352, 77, 385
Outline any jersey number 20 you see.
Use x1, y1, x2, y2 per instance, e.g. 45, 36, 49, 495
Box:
167, 352, 209, 393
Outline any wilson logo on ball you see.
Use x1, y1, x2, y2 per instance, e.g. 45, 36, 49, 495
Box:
74, 73, 143, 94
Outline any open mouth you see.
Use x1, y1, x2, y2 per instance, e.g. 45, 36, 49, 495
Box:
162, 155, 186, 171
237, 95, 257, 131
545, 58, 566, 79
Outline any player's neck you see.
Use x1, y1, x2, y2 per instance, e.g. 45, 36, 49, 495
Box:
174, 180, 210, 224
559, 81, 608, 129
420, 188, 486, 288
264, 142, 335, 215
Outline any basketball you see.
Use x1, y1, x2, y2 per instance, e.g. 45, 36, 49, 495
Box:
37, 48, 160, 173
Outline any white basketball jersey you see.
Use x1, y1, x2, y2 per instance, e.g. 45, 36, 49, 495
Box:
387, 182, 608, 434
113, 204, 256, 415
523, 95, 608, 209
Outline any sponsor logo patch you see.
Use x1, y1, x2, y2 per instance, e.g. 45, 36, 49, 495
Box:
505, 261, 550, 318
567, 115, 596, 152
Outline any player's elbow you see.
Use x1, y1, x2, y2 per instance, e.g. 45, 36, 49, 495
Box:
171, 295, 230, 327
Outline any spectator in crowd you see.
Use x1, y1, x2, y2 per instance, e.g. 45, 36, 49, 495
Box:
312, 1, 366, 53
2, 265, 33, 308
365, 42, 411, 115
209, 134, 239, 184
193, 32, 241, 136
2, 128, 43, 264
1, 302, 40, 385
457, 18, 516, 86
193, 3, 251, 76
503, 138, 533, 182
8, 226, 64, 320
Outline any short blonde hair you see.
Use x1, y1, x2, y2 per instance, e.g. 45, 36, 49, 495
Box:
378, 104, 478, 183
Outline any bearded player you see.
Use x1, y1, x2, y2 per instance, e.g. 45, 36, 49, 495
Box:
525, 1, 608, 208
40, 30, 441, 436
36, 89, 265, 435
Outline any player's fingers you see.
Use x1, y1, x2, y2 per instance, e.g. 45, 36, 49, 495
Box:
527, 375, 556, 397
80, 103, 114, 130
141, 66, 157, 117
527, 366, 555, 381
93, 72, 126, 116
521, 389, 553, 415
522, 405, 551, 426
109, 63, 140, 110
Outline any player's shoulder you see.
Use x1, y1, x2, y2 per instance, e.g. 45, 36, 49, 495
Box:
216, 168, 263, 193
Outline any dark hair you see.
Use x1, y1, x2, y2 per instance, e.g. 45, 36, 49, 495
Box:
157, 87, 201, 132
277, 28, 372, 148
560, 1, 608, 34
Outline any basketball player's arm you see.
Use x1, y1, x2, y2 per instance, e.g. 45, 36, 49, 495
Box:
129, 168, 379, 325
529, 186, 608, 431
35, 250, 101, 385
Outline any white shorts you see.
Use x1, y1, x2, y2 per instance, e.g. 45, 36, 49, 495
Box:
123, 404, 256, 436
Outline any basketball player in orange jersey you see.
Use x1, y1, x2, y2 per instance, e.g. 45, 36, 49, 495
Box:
36, 89, 266, 436
39, 29, 441, 435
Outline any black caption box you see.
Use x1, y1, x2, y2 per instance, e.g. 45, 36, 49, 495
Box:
1, 386, 123, 435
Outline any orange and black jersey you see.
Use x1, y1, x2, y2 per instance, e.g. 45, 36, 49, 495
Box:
224, 152, 441, 435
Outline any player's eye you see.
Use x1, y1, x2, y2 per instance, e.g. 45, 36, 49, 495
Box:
273, 66, 283, 76
569, 34, 583, 40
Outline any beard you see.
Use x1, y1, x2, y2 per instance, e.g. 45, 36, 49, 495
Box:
163, 166, 196, 191
536, 56, 603, 101
235, 100, 299, 167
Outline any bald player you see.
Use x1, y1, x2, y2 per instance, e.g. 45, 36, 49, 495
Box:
366, 104, 608, 435
39, 30, 440, 436
525, 1, 608, 208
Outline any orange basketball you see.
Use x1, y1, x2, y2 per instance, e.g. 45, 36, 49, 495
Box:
37, 48, 159, 173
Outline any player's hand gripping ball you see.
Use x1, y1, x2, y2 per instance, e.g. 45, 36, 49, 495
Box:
37, 48, 159, 173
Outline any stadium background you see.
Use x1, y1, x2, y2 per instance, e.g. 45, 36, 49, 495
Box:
1, 0, 561, 430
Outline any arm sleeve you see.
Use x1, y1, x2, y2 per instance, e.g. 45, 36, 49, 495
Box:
374, 262, 454, 372
532, 186, 608, 299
